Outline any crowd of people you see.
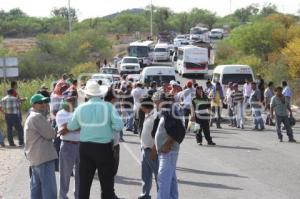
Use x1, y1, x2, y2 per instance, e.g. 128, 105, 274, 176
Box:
0, 73, 297, 199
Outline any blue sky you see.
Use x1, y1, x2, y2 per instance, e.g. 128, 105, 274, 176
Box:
1, 0, 299, 20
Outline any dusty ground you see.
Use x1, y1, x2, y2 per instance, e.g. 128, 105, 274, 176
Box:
0, 146, 24, 198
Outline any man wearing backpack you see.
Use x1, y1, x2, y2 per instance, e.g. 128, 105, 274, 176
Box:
152, 92, 185, 199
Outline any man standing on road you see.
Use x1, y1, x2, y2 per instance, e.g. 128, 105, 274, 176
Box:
131, 82, 146, 134
152, 92, 183, 199
271, 87, 296, 143
56, 93, 80, 199
138, 96, 159, 199
250, 82, 265, 131
282, 81, 292, 103
61, 81, 123, 199
256, 74, 265, 103
243, 79, 252, 109
225, 82, 235, 127
24, 94, 57, 199
121, 83, 135, 132
0, 89, 24, 147
181, 80, 195, 129
231, 83, 244, 129
264, 82, 275, 126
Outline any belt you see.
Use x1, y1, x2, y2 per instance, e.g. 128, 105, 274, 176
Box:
63, 140, 80, 144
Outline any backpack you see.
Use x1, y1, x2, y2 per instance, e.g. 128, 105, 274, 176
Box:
163, 109, 186, 144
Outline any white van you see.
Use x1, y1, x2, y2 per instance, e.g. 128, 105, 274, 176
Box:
153, 43, 170, 61
176, 45, 209, 77
140, 66, 176, 87
212, 65, 255, 88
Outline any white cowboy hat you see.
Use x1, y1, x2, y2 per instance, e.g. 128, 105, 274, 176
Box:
84, 81, 108, 97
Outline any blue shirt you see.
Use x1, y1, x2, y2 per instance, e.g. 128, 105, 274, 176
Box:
67, 97, 123, 144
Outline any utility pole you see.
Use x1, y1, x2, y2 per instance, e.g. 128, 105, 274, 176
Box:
68, 0, 72, 33
150, 0, 153, 39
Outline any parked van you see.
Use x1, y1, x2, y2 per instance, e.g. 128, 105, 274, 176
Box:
212, 65, 255, 89
140, 66, 176, 87
176, 45, 208, 77
153, 43, 170, 61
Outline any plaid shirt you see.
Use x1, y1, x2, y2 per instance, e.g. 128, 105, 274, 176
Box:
0, 95, 20, 114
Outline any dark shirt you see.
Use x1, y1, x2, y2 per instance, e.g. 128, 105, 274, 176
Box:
192, 95, 211, 117
122, 91, 134, 109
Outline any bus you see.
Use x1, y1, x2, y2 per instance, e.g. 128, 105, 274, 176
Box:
176, 45, 209, 78
128, 40, 155, 67
189, 26, 210, 43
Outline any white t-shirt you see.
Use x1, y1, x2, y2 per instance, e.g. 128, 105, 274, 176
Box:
131, 87, 145, 111
56, 109, 80, 142
243, 83, 252, 97
141, 110, 157, 149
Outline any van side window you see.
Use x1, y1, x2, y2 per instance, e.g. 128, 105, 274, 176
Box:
178, 50, 183, 60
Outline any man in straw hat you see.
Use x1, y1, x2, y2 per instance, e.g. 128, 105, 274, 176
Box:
60, 81, 123, 199
24, 94, 57, 199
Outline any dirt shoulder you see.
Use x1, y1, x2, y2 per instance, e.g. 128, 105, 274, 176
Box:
0, 146, 25, 198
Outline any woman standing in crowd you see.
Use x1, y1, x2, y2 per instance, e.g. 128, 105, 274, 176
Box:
191, 86, 216, 146
209, 82, 224, 129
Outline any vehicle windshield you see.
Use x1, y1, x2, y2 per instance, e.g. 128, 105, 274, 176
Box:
222, 74, 253, 85
123, 58, 139, 64
191, 28, 206, 35
144, 75, 175, 86
128, 46, 149, 58
155, 48, 167, 52
89, 78, 111, 85
102, 68, 119, 74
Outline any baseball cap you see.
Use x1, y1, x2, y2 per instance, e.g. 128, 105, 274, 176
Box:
30, 94, 50, 105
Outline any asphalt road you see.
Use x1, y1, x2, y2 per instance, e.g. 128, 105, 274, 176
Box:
3, 62, 300, 199
4, 125, 300, 199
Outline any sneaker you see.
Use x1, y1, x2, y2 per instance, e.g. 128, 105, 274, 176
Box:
119, 138, 125, 142
0, 143, 5, 147
9, 143, 16, 147
197, 142, 202, 146
18, 144, 24, 148
252, 128, 258, 131
279, 138, 283, 142
289, 139, 297, 143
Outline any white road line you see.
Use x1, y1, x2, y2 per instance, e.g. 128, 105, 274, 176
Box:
121, 142, 141, 165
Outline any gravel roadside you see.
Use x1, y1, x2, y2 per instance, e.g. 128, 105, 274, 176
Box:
0, 146, 25, 198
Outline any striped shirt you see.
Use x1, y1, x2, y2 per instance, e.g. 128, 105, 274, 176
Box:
231, 90, 243, 105
0, 95, 20, 114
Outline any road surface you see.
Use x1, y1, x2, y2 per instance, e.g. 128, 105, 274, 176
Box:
2, 62, 300, 199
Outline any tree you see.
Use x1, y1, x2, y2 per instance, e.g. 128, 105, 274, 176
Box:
282, 38, 300, 79
51, 7, 78, 22
233, 4, 259, 23
168, 12, 190, 33
153, 7, 173, 32
8, 8, 27, 18
188, 8, 217, 29
259, 3, 278, 17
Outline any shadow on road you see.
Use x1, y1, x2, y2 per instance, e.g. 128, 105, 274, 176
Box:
124, 140, 140, 145
215, 145, 261, 151
115, 176, 142, 186
178, 179, 243, 190
177, 167, 248, 178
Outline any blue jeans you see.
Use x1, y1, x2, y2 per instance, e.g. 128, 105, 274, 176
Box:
275, 115, 294, 140
59, 141, 80, 199
125, 110, 134, 130
5, 113, 24, 145
30, 160, 57, 199
140, 147, 159, 198
157, 151, 179, 199
252, 108, 265, 129
0, 129, 4, 144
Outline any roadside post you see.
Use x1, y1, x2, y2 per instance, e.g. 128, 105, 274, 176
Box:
0, 57, 19, 95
